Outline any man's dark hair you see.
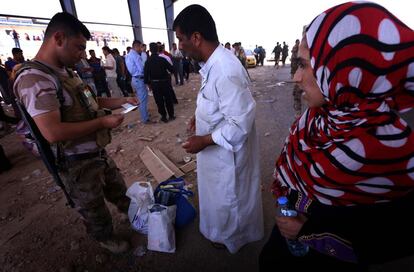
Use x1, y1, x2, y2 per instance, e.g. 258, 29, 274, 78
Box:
102, 46, 111, 53
132, 40, 142, 47
44, 12, 90, 40
112, 48, 119, 54
11, 48, 22, 55
173, 4, 218, 42
89, 49, 95, 54
158, 44, 165, 53
149, 42, 158, 54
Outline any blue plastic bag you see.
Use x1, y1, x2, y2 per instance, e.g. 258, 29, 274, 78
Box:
154, 178, 197, 228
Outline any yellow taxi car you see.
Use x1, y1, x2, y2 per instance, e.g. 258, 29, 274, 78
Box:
245, 49, 257, 68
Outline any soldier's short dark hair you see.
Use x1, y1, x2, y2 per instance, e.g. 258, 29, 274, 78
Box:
173, 4, 219, 43
44, 12, 90, 40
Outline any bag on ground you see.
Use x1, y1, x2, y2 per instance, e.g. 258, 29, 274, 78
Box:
154, 178, 197, 228
126, 181, 154, 234
147, 204, 176, 253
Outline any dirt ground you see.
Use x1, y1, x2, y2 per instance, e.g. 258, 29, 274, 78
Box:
1, 65, 414, 272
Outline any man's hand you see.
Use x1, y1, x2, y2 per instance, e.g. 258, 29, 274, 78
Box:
275, 213, 308, 240
182, 135, 214, 154
187, 116, 196, 134
33, 110, 123, 143
100, 114, 124, 128
125, 97, 139, 106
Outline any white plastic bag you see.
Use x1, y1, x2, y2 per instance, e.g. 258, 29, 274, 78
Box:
126, 182, 154, 234
147, 204, 176, 253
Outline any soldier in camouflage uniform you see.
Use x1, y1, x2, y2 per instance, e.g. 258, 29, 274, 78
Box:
290, 39, 300, 77
290, 39, 303, 117
13, 12, 138, 254
272, 42, 282, 68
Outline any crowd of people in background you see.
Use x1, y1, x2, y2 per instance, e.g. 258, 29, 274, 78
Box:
71, 42, 197, 100
4, 28, 130, 49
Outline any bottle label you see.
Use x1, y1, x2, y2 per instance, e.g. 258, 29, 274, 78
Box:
281, 209, 298, 217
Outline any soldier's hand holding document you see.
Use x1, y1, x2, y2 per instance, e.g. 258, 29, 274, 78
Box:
121, 103, 138, 114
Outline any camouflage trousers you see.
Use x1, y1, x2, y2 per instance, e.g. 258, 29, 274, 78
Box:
293, 84, 303, 117
60, 151, 129, 241
291, 62, 298, 78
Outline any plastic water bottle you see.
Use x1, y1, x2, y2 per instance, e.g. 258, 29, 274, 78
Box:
277, 196, 309, 256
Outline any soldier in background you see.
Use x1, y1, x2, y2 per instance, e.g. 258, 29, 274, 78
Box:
272, 42, 282, 68
281, 42, 289, 67
290, 39, 300, 77
291, 38, 302, 118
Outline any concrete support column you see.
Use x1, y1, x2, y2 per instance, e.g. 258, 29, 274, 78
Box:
163, 0, 175, 48
59, 0, 77, 17
127, 0, 143, 42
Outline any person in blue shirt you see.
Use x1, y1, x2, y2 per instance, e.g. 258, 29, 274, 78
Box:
88, 50, 110, 97
125, 40, 151, 124
5, 48, 24, 76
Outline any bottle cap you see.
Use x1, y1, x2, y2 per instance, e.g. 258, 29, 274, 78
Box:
277, 196, 288, 205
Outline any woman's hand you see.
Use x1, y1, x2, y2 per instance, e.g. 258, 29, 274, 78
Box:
275, 213, 308, 240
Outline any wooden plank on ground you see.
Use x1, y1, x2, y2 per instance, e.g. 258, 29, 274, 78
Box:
179, 160, 197, 173
153, 148, 185, 178
139, 146, 174, 183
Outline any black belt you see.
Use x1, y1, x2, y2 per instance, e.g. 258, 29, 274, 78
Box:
64, 150, 105, 162
134, 75, 144, 79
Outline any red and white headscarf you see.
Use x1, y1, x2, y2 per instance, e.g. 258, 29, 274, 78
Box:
274, 2, 414, 206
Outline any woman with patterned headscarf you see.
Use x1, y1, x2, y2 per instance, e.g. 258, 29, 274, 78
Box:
260, 2, 414, 271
